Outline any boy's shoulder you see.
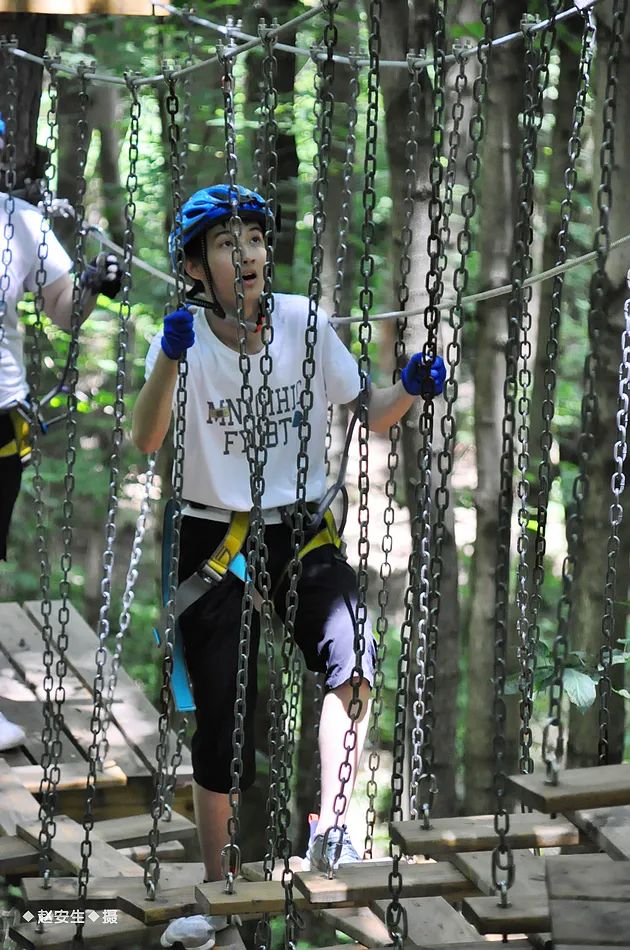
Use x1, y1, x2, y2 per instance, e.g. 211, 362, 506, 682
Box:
273, 293, 329, 326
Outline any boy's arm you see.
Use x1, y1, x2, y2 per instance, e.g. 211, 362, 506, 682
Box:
347, 354, 447, 435
132, 351, 179, 453
132, 307, 195, 454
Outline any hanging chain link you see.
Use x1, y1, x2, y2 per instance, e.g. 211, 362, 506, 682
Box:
144, 67, 188, 902
595, 0, 627, 764
31, 55, 61, 892
367, 51, 421, 861
491, 5, 559, 904
409, 0, 447, 828
543, 0, 626, 782
76, 74, 141, 934
0, 36, 18, 343
525, 9, 595, 777
99, 456, 157, 763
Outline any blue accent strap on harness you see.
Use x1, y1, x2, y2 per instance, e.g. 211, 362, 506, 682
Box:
172, 620, 196, 713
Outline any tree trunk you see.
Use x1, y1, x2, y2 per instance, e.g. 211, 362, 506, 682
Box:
567, 8, 630, 767
463, 0, 525, 815
0, 15, 49, 189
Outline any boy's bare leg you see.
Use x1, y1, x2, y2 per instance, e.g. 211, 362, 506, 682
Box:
193, 781, 232, 881
316, 680, 371, 836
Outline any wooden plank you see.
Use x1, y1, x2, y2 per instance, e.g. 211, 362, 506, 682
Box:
10, 912, 165, 948
0, 603, 142, 780
17, 814, 143, 878
215, 925, 247, 949
118, 839, 186, 863
92, 810, 196, 847
546, 854, 628, 902
371, 896, 480, 945
11, 760, 126, 793
0, 834, 40, 875
118, 881, 201, 925
21, 863, 206, 910
0, 758, 40, 835
462, 896, 550, 935
0, 1, 168, 14
317, 906, 392, 947
195, 880, 309, 916
451, 849, 547, 898
567, 806, 630, 861
295, 861, 476, 906
390, 812, 579, 856
551, 899, 630, 946
0, 660, 50, 763
506, 764, 630, 814
24, 601, 192, 781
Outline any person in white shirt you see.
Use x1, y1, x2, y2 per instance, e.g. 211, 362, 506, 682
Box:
0, 114, 122, 751
133, 184, 446, 950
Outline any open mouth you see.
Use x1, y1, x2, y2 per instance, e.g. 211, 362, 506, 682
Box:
242, 272, 257, 284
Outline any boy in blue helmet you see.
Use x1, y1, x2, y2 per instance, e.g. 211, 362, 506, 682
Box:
133, 184, 445, 950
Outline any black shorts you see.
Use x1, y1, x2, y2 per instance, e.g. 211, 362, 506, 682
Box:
0, 414, 23, 561
177, 515, 376, 793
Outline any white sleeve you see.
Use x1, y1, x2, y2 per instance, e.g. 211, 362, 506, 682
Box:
18, 207, 72, 291
321, 315, 362, 405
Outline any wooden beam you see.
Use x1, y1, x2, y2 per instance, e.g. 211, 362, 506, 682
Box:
0, 1, 167, 15
92, 810, 196, 848
546, 854, 628, 903
370, 896, 480, 945
0, 834, 40, 876
10, 912, 165, 948
195, 880, 309, 916
450, 849, 547, 899
17, 814, 143, 878
294, 861, 476, 906
0, 758, 39, 835
316, 906, 392, 947
566, 806, 630, 861
551, 899, 630, 946
389, 812, 580, 856
505, 764, 630, 814
462, 895, 550, 935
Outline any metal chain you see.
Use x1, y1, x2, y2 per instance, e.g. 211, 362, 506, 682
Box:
525, 10, 595, 775
178, 24, 194, 195
31, 55, 61, 894
144, 67, 188, 901
365, 52, 420, 861
595, 0, 627, 763
99, 456, 157, 763
37, 62, 92, 890
491, 5, 559, 904
600, 275, 630, 761
0, 36, 18, 343
276, 4, 337, 942
76, 74, 141, 934
543, 0, 627, 782
409, 0, 447, 827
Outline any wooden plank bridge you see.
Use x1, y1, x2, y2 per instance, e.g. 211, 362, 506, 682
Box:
1, 601, 629, 948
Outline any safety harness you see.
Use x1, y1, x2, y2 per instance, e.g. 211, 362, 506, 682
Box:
0, 404, 32, 463
157, 409, 360, 712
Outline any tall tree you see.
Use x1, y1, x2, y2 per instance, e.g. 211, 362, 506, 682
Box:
463, 0, 525, 816
567, 3, 629, 768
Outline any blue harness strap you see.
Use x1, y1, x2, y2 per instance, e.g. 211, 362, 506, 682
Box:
159, 498, 196, 713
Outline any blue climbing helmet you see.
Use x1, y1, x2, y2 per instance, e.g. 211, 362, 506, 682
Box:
169, 183, 270, 264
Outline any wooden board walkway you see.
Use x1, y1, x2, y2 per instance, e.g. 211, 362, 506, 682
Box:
390, 812, 579, 856
566, 805, 630, 861
506, 764, 630, 813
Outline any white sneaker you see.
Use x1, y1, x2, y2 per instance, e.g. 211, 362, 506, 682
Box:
0, 712, 26, 752
160, 914, 229, 950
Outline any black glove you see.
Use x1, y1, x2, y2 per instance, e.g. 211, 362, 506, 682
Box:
80, 252, 123, 300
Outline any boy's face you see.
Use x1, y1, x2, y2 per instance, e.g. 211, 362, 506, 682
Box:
187, 219, 267, 315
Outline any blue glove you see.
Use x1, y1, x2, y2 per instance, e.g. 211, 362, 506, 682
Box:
401, 353, 446, 397
79, 252, 123, 299
161, 307, 195, 360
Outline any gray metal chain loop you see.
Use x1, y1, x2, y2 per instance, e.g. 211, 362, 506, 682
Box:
525, 9, 595, 776
599, 273, 630, 761
409, 0, 447, 828
0, 36, 18, 343
31, 54, 61, 893
491, 4, 559, 903
145, 67, 189, 901
543, 0, 626, 782
367, 51, 421, 861
76, 73, 141, 933
99, 456, 157, 763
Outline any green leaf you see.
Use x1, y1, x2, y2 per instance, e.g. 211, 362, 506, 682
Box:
563, 668, 597, 712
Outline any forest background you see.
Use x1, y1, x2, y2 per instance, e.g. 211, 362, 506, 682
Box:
0, 0, 629, 868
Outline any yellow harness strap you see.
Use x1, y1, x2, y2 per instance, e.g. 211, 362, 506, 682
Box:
0, 409, 31, 463
297, 508, 342, 561
204, 509, 250, 579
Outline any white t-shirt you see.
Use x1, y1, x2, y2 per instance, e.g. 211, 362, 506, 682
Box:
145, 293, 361, 512
0, 194, 72, 408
